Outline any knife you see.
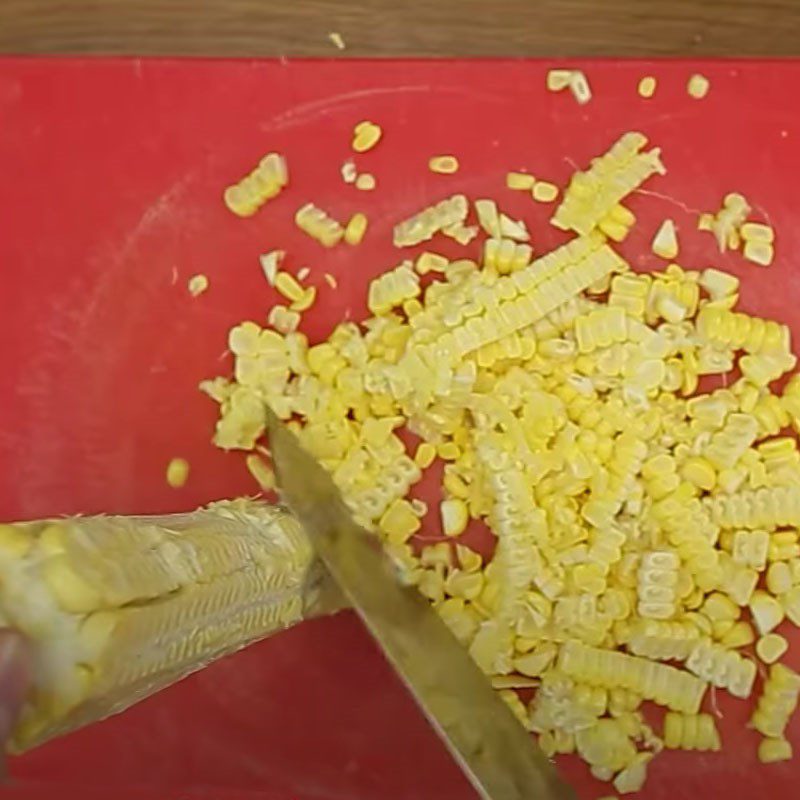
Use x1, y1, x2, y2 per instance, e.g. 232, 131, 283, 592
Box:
264, 407, 575, 800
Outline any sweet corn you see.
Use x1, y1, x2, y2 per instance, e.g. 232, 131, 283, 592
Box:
429, 155, 459, 174
569, 71, 592, 104
0, 501, 322, 752
532, 181, 559, 203
755, 633, 788, 665
743, 240, 775, 267
441, 498, 469, 537
166, 457, 189, 488
506, 171, 535, 190
652, 219, 679, 260
352, 121, 382, 153
546, 69, 573, 91
344, 212, 369, 245
295, 203, 345, 247
223, 152, 288, 217
758, 737, 792, 763
638, 76, 657, 98
687, 74, 710, 99
355, 173, 377, 191
394, 194, 468, 247
187, 274, 209, 297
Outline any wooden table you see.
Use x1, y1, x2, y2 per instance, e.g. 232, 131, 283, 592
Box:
1, 0, 799, 56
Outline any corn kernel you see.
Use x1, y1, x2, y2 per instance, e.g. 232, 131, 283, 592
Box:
414, 442, 437, 469
274, 271, 305, 304
532, 181, 559, 203
259, 250, 284, 285
756, 633, 788, 665
638, 76, 657, 98
569, 71, 592, 104
749, 590, 785, 635
546, 69, 573, 91
429, 156, 459, 175
441, 498, 469, 537
743, 240, 774, 267
506, 171, 536, 190
687, 74, 710, 99
165, 458, 189, 488
652, 219, 679, 260
188, 274, 209, 297
758, 737, 792, 763
741, 222, 774, 244
352, 121, 382, 153
355, 173, 376, 191
344, 212, 369, 245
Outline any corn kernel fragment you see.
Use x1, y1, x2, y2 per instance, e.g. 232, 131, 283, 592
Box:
638, 76, 657, 98
429, 156, 460, 175
688, 74, 710, 99
166, 458, 189, 489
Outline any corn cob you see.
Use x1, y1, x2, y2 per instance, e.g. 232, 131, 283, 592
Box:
0, 499, 333, 753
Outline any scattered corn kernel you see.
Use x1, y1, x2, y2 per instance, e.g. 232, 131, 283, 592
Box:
414, 442, 436, 469
758, 737, 792, 763
429, 156, 459, 175
756, 633, 789, 665
687, 74, 710, 99
328, 32, 345, 50
652, 219, 679, 259
323, 272, 338, 289
743, 240, 775, 267
187, 274, 209, 297
569, 71, 592, 104
245, 453, 275, 491
532, 181, 559, 203
638, 76, 657, 98
741, 222, 774, 244
506, 172, 536, 191
341, 160, 357, 184
223, 152, 288, 217
546, 69, 573, 91
274, 271, 306, 304
355, 173, 377, 191
259, 250, 284, 285
165, 458, 189, 488
352, 121, 382, 153
344, 213, 369, 246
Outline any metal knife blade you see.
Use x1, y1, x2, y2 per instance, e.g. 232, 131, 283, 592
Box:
265, 407, 574, 800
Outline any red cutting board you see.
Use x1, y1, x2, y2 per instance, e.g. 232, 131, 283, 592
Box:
1, 58, 799, 800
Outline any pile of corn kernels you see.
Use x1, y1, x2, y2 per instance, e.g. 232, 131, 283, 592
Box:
201, 77, 800, 795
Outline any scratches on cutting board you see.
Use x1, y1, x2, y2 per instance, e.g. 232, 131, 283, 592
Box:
263, 84, 506, 133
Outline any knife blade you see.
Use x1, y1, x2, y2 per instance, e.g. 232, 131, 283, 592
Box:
264, 407, 575, 800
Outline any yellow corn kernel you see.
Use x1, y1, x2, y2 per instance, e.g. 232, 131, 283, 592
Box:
414, 442, 437, 469
743, 240, 775, 267
415, 252, 448, 275
245, 453, 275, 491
749, 590, 785, 635
758, 737, 792, 763
274, 271, 306, 304
379, 499, 421, 542
295, 203, 345, 247
187, 274, 209, 297
756, 633, 788, 665
352, 121, 382, 153
344, 213, 369, 246
166, 457, 189, 488
268, 304, 301, 334
741, 222, 775, 244
290, 287, 317, 313
223, 152, 288, 217
445, 569, 483, 600
569, 70, 592, 104
652, 219, 679, 259
532, 181, 559, 203
638, 76, 657, 98
681, 457, 716, 491
341, 160, 358, 183
259, 250, 284, 285
687, 74, 710, 99
429, 155, 459, 175
719, 620, 755, 649
329, 31, 346, 49
766, 561, 793, 595
437, 442, 461, 461
699, 267, 739, 300
506, 171, 535, 190
613, 752, 652, 795
441, 498, 469, 537
547, 69, 573, 91
355, 173, 377, 191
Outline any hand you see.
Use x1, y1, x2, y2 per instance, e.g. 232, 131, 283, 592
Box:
0, 631, 30, 776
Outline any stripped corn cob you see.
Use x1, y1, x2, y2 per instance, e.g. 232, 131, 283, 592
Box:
0, 500, 333, 753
